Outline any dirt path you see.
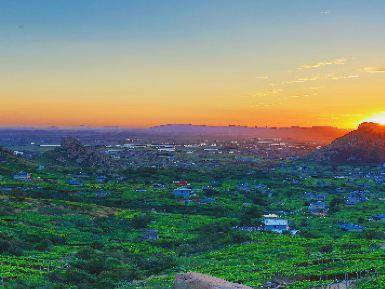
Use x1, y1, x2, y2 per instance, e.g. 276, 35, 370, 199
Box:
315, 280, 356, 289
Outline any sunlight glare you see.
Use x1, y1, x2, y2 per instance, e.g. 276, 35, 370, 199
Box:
364, 112, 385, 125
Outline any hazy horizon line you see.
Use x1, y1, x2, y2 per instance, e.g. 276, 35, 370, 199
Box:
0, 123, 354, 130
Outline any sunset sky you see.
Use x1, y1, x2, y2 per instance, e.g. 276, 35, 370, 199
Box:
1, 0, 385, 128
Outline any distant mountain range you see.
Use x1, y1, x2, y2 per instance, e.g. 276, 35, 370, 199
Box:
149, 124, 350, 143
309, 122, 385, 164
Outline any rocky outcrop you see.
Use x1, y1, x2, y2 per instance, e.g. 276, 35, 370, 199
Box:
47, 137, 112, 168
174, 272, 253, 289
309, 122, 385, 164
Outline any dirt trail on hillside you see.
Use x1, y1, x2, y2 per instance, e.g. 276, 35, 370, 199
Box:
315, 280, 356, 289
174, 272, 253, 289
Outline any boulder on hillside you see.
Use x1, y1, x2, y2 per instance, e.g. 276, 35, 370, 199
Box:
45, 137, 112, 168
174, 272, 253, 289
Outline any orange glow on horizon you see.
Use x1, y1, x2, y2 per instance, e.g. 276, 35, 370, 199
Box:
1, 1, 385, 130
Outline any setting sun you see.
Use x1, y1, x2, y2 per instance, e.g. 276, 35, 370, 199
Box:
363, 112, 385, 125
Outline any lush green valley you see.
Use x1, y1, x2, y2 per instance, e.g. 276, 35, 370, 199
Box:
1, 145, 385, 289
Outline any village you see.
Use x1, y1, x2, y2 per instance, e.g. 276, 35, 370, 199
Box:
2, 134, 385, 240
1, 132, 385, 289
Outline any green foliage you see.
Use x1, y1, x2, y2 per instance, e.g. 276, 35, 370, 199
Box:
239, 205, 264, 225
1, 157, 385, 289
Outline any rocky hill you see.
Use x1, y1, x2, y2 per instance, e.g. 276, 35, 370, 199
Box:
44, 137, 112, 168
309, 122, 385, 163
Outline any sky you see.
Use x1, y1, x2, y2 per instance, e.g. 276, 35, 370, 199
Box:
1, 0, 385, 128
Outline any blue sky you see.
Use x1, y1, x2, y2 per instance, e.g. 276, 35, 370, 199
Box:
1, 1, 385, 127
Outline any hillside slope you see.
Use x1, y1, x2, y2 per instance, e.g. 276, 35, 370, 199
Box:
309, 122, 385, 163
0, 146, 34, 174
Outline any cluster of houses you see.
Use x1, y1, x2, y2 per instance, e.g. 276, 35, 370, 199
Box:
66, 173, 125, 187
106, 143, 241, 170
171, 181, 217, 205
65, 172, 125, 186
6, 162, 384, 241
305, 192, 329, 216
261, 212, 383, 234
308, 201, 329, 216
303, 188, 373, 216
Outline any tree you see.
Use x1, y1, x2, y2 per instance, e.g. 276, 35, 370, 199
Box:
239, 205, 264, 225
